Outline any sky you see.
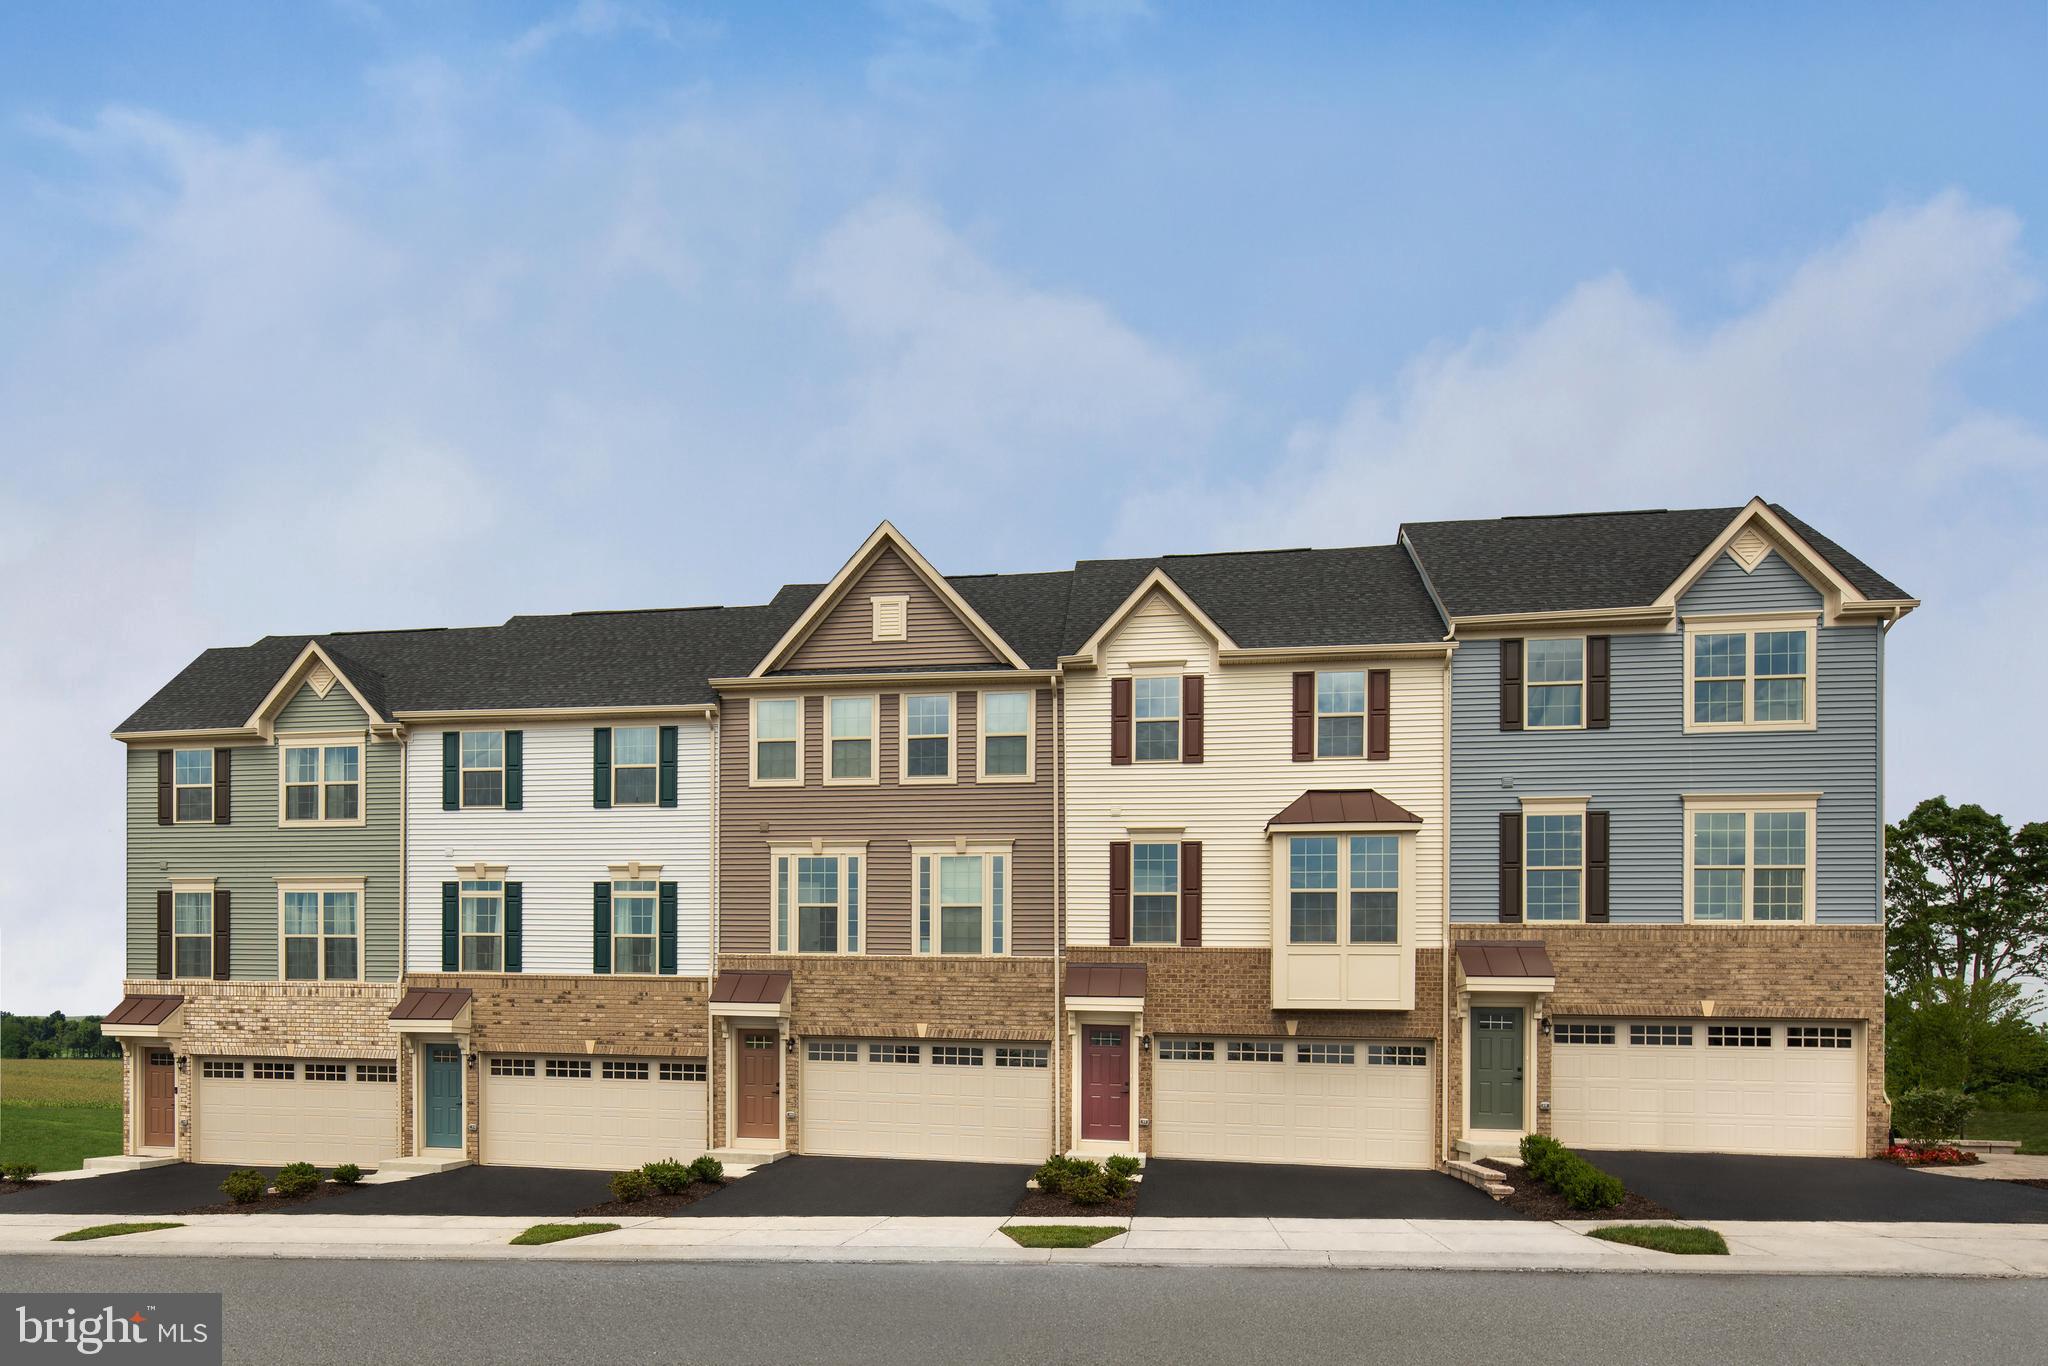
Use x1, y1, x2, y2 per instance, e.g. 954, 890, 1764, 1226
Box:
1, 1, 2043, 1013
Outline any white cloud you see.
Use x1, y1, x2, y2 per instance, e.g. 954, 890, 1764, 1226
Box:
506, 0, 712, 61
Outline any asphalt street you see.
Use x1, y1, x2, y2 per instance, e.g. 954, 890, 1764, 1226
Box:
6, 1257, 2045, 1366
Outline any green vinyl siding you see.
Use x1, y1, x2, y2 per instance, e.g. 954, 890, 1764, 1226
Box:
274, 682, 370, 731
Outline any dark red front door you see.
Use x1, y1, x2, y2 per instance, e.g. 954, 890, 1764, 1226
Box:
736, 1031, 780, 1140
1081, 1026, 1130, 1141
143, 1050, 175, 1148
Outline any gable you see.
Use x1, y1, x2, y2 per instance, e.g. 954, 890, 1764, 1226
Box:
782, 545, 1003, 672
275, 680, 368, 731
1099, 588, 1221, 672
1677, 549, 1825, 617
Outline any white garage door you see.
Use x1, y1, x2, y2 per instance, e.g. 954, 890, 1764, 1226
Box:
1551, 1020, 1863, 1157
193, 1058, 399, 1166
801, 1040, 1051, 1163
481, 1056, 707, 1170
1153, 1038, 1435, 1169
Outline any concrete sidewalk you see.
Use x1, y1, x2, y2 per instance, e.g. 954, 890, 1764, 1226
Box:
4, 1212, 2046, 1276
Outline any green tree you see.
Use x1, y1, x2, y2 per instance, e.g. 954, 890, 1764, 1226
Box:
1887, 977, 2048, 1094
1885, 798, 2048, 993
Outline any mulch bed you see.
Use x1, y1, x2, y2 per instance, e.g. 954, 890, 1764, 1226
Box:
2007, 1178, 2048, 1192
1481, 1160, 1680, 1221
181, 1181, 364, 1215
1012, 1187, 1139, 1218
0, 1180, 50, 1197
578, 1181, 726, 1217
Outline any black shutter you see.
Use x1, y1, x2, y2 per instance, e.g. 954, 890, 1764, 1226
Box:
593, 883, 612, 973
214, 748, 232, 824
212, 889, 231, 980
659, 882, 678, 975
504, 731, 524, 810
441, 882, 458, 971
1586, 811, 1611, 923
1180, 841, 1203, 946
157, 751, 173, 825
1498, 811, 1523, 923
442, 732, 460, 810
1108, 841, 1130, 946
659, 725, 679, 807
1500, 640, 1524, 731
505, 882, 523, 971
156, 889, 173, 979
1110, 678, 1132, 765
1182, 676, 1204, 764
1587, 636, 1611, 730
1292, 672, 1314, 761
1367, 668, 1391, 761
593, 728, 612, 809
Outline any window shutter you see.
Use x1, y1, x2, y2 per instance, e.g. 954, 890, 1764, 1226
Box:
213, 748, 232, 824
1367, 668, 1391, 761
1587, 636, 1611, 730
441, 883, 458, 972
156, 890, 173, 979
1498, 811, 1523, 923
658, 725, 679, 808
1108, 841, 1131, 946
1181, 675, 1205, 763
1499, 640, 1524, 731
592, 728, 612, 809
504, 731, 524, 810
592, 883, 612, 973
1586, 811, 1611, 923
157, 751, 173, 825
504, 882, 523, 972
212, 889, 231, 980
1110, 678, 1132, 765
658, 882, 678, 975
1180, 840, 1203, 946
442, 732, 460, 811
1291, 672, 1314, 761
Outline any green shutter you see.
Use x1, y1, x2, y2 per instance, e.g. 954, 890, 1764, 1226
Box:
658, 882, 678, 975
593, 728, 612, 809
441, 882, 458, 971
504, 882, 523, 972
658, 725, 679, 808
592, 882, 612, 973
505, 730, 524, 810
442, 733, 459, 810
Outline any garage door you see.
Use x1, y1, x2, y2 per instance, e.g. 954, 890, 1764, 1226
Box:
1153, 1038, 1434, 1169
1551, 1020, 1863, 1157
481, 1056, 707, 1169
193, 1058, 399, 1166
801, 1040, 1051, 1163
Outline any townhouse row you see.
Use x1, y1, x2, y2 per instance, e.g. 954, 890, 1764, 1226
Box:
103, 498, 1915, 1174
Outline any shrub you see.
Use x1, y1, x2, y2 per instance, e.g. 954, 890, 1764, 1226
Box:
643, 1160, 693, 1195
1033, 1154, 1087, 1196
1517, 1134, 1624, 1211
609, 1169, 651, 1203
273, 1162, 322, 1198
1882, 1143, 1979, 1167
2, 1162, 41, 1184
330, 1163, 363, 1186
220, 1169, 268, 1205
1104, 1154, 1141, 1180
686, 1155, 725, 1185
1064, 1168, 1114, 1205
1894, 1088, 1975, 1145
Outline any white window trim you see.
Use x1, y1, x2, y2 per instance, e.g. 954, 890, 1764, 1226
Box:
899, 692, 956, 786
454, 875, 505, 973
170, 878, 215, 981
1314, 669, 1367, 759
912, 841, 1015, 957
1129, 672, 1183, 763
1521, 795, 1589, 923
172, 748, 216, 824
1275, 830, 1411, 948
276, 877, 367, 982
749, 696, 805, 787
1682, 612, 1819, 734
770, 843, 866, 956
1128, 840, 1180, 946
459, 730, 506, 809
870, 593, 909, 642
977, 688, 1036, 784
276, 733, 368, 828
1522, 635, 1588, 732
822, 694, 881, 788
609, 878, 662, 976
1682, 793, 1820, 925
609, 724, 661, 808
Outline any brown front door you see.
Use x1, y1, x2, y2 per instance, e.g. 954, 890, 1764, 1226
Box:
1081, 1027, 1130, 1142
143, 1050, 176, 1149
736, 1031, 780, 1140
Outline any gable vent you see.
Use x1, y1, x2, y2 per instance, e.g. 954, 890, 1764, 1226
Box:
871, 594, 908, 642
306, 662, 337, 697
1728, 525, 1770, 572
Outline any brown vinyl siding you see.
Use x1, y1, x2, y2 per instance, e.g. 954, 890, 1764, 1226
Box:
718, 686, 1056, 956
782, 546, 1002, 671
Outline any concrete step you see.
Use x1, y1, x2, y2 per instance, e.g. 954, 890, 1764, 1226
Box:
1445, 1159, 1514, 1200
1455, 1139, 1523, 1166
82, 1155, 178, 1173
378, 1154, 472, 1176
708, 1149, 786, 1167
1955, 1138, 2022, 1155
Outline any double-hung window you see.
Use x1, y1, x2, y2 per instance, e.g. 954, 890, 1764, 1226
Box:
460, 732, 504, 807
1686, 798, 1813, 923
1316, 671, 1366, 757
773, 847, 862, 954
1131, 843, 1179, 944
611, 726, 658, 806
827, 697, 875, 783
281, 739, 362, 823
1287, 837, 1339, 943
914, 846, 1009, 955
283, 885, 360, 981
1686, 618, 1816, 731
1524, 809, 1584, 921
1349, 835, 1399, 942
1524, 639, 1585, 729
172, 888, 213, 978
903, 694, 953, 780
460, 880, 503, 970
752, 698, 801, 783
173, 749, 214, 822
980, 691, 1032, 779
611, 879, 658, 973
1285, 835, 1402, 944
1132, 676, 1180, 761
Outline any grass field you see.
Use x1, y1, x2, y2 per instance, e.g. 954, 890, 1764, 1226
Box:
0, 1057, 124, 1172
1964, 1109, 2048, 1156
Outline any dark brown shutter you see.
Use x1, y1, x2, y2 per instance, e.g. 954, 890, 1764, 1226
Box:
1498, 811, 1523, 923
1108, 841, 1131, 946
1110, 677, 1133, 766
156, 890, 173, 979
157, 751, 173, 825
1291, 671, 1314, 761
1586, 810, 1610, 923
1182, 675, 1204, 764
213, 747, 232, 824
1587, 636, 1611, 730
1367, 668, 1391, 761
1180, 840, 1203, 946
212, 889, 232, 980
1499, 640, 1524, 731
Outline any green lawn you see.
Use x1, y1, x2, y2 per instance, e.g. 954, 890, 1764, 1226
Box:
1587, 1225, 1729, 1256
1963, 1110, 2048, 1156
511, 1223, 620, 1246
53, 1222, 183, 1243
1, 1057, 124, 1172
1003, 1224, 1124, 1249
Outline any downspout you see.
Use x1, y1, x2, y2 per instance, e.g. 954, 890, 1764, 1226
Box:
1051, 672, 1065, 1156
708, 706, 720, 1154
397, 726, 407, 990
1440, 650, 1453, 1167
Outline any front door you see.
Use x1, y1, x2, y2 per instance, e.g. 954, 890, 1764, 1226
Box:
736, 1031, 780, 1140
1471, 1007, 1525, 1131
142, 1050, 175, 1148
1080, 1026, 1130, 1142
424, 1045, 463, 1150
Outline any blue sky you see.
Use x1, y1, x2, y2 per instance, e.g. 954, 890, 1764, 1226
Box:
2, 1, 2043, 1011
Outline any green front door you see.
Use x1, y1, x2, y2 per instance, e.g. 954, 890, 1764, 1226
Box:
424, 1045, 463, 1150
1471, 1007, 1525, 1131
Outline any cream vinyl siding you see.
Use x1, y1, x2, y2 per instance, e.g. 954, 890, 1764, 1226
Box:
481, 1057, 707, 1169
404, 718, 714, 975
1065, 590, 1447, 948
193, 1061, 399, 1166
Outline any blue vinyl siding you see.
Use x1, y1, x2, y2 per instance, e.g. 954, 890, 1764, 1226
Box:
1677, 550, 1823, 614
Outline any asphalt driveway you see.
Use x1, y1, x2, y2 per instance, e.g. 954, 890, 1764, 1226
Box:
276, 1165, 615, 1216
679, 1156, 1035, 1217
1135, 1159, 1516, 1220
0, 1165, 262, 1216
1589, 1152, 2048, 1223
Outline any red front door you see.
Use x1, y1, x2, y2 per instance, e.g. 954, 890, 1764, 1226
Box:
1081, 1027, 1130, 1141
736, 1031, 780, 1140
143, 1050, 176, 1148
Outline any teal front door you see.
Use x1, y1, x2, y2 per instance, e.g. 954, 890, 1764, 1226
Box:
1471, 1007, 1525, 1131
425, 1045, 463, 1150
